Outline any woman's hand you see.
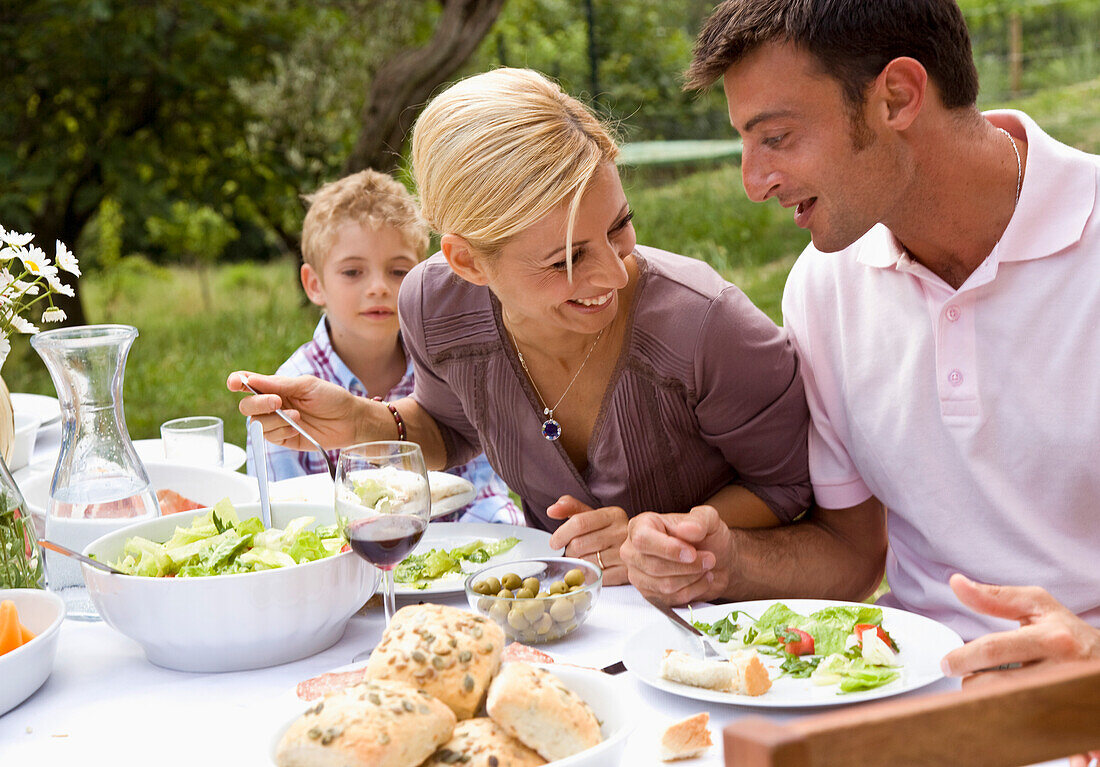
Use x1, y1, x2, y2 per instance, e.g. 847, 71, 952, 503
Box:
546, 495, 629, 586
227, 371, 365, 451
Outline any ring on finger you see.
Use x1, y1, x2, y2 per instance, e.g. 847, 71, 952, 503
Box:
595, 550, 605, 570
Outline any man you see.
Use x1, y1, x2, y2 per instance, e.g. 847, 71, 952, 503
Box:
620, 0, 1100, 725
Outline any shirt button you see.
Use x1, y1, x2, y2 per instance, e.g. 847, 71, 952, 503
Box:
948, 369, 963, 386
946, 306, 961, 322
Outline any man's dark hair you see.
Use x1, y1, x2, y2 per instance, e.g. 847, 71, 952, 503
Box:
686, 0, 979, 110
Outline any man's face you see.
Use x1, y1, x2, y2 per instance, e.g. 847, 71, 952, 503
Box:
723, 42, 903, 253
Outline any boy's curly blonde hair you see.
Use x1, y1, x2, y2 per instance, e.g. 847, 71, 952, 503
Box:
300, 170, 429, 271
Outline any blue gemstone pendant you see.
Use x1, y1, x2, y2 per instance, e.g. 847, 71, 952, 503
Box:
541, 417, 562, 441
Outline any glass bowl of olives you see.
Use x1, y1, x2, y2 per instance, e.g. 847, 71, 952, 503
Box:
464, 557, 602, 644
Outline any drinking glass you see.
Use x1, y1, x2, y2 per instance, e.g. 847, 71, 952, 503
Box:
335, 441, 430, 627
160, 416, 224, 466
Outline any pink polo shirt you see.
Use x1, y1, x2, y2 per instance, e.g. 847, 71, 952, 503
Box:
782, 110, 1100, 640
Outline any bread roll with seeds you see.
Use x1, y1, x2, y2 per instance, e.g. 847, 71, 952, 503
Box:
365, 603, 505, 719
485, 662, 602, 761
422, 717, 546, 767
275, 679, 455, 767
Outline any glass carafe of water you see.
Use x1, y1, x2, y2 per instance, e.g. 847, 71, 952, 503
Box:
31, 324, 159, 620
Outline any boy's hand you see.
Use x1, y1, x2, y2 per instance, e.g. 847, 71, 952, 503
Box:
547, 495, 629, 585
227, 371, 364, 451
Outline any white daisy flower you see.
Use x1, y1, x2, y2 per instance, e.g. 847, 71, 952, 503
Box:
2, 230, 34, 248
55, 240, 81, 276
42, 307, 67, 323
9, 313, 38, 334
45, 270, 75, 297
0, 335, 10, 362
21, 245, 55, 278
13, 279, 41, 296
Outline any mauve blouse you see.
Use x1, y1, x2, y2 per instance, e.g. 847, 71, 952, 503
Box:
398, 246, 812, 532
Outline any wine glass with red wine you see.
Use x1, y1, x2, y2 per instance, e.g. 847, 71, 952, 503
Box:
335, 441, 431, 627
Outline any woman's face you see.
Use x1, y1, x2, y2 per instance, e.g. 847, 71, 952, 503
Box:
487, 163, 637, 342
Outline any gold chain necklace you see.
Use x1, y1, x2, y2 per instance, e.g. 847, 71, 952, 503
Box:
508, 326, 605, 441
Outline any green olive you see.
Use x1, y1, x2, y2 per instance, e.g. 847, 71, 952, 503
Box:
473, 580, 492, 595
507, 607, 529, 630
497, 588, 514, 599
514, 587, 536, 600
488, 599, 510, 623
548, 580, 568, 595
564, 568, 586, 587
482, 576, 501, 594
477, 596, 493, 611
570, 591, 592, 610
533, 613, 554, 634
537, 590, 550, 599
549, 597, 575, 623
501, 573, 522, 590
522, 599, 545, 622
522, 576, 540, 594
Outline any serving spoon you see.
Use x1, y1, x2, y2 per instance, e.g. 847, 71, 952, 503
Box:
40, 539, 128, 576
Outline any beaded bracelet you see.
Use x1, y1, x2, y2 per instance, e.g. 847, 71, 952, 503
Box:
371, 396, 407, 441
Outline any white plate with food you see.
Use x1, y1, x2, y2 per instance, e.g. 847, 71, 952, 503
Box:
623, 598, 963, 708
9, 392, 61, 427
132, 438, 248, 472
269, 471, 477, 519
395, 522, 558, 596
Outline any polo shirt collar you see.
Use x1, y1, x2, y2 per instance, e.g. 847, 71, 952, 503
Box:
988, 109, 1097, 263
857, 110, 1096, 271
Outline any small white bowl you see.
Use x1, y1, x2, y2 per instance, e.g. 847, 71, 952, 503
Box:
268, 663, 633, 766
0, 588, 65, 716
82, 501, 377, 672
8, 412, 42, 471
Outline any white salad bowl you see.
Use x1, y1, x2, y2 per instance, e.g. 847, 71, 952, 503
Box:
0, 588, 66, 716
82, 501, 377, 673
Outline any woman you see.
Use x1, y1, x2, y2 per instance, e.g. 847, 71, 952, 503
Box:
230, 68, 811, 586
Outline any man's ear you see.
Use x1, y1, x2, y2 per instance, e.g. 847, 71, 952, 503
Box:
300, 263, 326, 307
441, 234, 491, 286
873, 57, 926, 131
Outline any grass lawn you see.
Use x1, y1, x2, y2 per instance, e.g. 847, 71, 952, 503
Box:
5, 77, 1096, 454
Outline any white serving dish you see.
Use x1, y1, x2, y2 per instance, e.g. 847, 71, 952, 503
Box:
0, 588, 66, 716
8, 412, 42, 471
20, 460, 259, 533
269, 663, 634, 766
82, 501, 377, 673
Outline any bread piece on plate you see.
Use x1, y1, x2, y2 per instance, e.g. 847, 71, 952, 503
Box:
366, 603, 506, 719
423, 717, 546, 767
485, 662, 602, 761
275, 679, 456, 767
660, 712, 713, 761
659, 649, 771, 696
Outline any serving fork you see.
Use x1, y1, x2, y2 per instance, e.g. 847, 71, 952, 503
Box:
239, 376, 337, 480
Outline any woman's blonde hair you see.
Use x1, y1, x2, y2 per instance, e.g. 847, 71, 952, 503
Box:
300, 169, 429, 271
411, 68, 619, 278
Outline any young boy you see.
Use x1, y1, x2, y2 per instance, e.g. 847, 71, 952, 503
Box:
250, 170, 521, 525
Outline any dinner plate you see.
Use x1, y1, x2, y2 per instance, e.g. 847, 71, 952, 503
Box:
9, 392, 61, 427
622, 598, 963, 708
269, 471, 477, 519
395, 522, 559, 596
132, 438, 248, 472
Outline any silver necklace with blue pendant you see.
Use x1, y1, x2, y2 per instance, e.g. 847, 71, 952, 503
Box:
508, 326, 605, 441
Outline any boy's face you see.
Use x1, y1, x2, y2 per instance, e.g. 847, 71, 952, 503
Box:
302, 222, 420, 351
723, 42, 905, 253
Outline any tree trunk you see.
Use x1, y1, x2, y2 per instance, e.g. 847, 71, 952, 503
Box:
343, 0, 507, 175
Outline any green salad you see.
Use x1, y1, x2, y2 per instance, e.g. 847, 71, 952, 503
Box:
394, 537, 520, 590
109, 499, 344, 577
694, 602, 902, 694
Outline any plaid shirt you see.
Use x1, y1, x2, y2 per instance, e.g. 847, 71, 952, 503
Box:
247, 317, 523, 525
